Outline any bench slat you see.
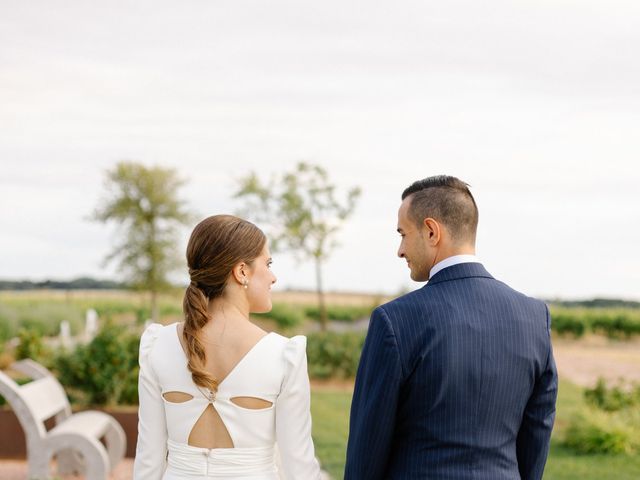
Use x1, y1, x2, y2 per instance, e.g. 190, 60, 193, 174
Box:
20, 377, 69, 422
49, 411, 112, 439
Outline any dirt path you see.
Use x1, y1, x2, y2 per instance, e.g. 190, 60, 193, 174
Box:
0, 458, 134, 480
552, 335, 640, 387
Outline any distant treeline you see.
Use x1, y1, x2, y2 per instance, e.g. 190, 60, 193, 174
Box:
548, 298, 640, 309
0, 277, 126, 290
0, 279, 638, 310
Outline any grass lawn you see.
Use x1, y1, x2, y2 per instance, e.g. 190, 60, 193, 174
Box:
310, 379, 640, 479
311, 389, 352, 479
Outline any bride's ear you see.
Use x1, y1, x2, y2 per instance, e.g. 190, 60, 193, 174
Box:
231, 262, 249, 286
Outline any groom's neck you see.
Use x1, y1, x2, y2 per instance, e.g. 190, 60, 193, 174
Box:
439, 243, 476, 260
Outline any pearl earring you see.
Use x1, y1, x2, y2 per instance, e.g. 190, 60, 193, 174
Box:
243, 279, 248, 289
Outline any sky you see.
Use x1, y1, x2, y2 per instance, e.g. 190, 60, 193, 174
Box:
1, 1, 639, 300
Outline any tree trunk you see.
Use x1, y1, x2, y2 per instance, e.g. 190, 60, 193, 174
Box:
315, 256, 328, 331
149, 217, 159, 323
151, 289, 159, 323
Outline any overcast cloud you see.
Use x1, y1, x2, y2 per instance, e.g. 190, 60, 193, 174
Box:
1, 1, 639, 299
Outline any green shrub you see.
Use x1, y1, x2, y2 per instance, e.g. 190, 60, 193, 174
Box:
54, 322, 139, 406
305, 305, 373, 323
306, 332, 365, 379
589, 312, 640, 339
585, 378, 640, 412
551, 311, 586, 337
564, 408, 639, 454
565, 379, 640, 455
117, 333, 143, 404
254, 303, 305, 329
548, 307, 640, 338
15, 328, 53, 367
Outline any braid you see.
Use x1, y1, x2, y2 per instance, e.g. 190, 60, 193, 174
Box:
182, 283, 219, 393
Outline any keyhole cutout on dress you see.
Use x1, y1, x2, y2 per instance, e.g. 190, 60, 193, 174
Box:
230, 396, 273, 409
188, 404, 234, 449
163, 391, 194, 403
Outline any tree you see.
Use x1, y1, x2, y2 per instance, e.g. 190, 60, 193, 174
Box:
235, 162, 361, 330
92, 161, 192, 322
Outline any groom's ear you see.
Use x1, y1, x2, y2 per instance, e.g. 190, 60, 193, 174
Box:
423, 218, 441, 245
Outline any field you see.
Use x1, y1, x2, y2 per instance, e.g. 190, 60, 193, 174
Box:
2, 289, 640, 479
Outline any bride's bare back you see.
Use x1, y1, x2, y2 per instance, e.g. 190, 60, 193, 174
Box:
174, 321, 272, 449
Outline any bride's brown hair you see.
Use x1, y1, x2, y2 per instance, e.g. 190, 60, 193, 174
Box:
183, 215, 266, 394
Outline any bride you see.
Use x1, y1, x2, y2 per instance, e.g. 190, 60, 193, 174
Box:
133, 215, 321, 480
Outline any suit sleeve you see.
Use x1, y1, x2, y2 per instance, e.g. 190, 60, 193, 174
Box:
516, 305, 558, 480
345, 306, 403, 480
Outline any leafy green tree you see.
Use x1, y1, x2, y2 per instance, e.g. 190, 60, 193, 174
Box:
235, 162, 361, 330
92, 162, 192, 322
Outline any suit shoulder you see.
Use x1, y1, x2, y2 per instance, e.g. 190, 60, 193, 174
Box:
497, 280, 548, 307
376, 286, 428, 317
492, 280, 550, 324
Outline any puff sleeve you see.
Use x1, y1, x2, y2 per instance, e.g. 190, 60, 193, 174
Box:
133, 323, 167, 480
275, 336, 321, 480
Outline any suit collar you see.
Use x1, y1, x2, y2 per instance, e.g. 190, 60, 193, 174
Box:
426, 262, 493, 285
429, 254, 480, 278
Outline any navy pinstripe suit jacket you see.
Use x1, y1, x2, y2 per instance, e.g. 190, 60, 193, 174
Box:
345, 262, 557, 480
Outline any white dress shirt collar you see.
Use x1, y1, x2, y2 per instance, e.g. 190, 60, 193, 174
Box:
429, 254, 480, 279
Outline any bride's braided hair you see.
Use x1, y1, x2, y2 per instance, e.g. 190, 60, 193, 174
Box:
183, 215, 266, 394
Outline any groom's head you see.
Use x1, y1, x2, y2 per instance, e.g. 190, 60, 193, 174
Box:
397, 175, 478, 281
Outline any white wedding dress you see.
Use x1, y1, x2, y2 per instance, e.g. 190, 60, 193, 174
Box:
133, 323, 321, 480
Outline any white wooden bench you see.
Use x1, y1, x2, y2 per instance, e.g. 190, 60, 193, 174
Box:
0, 358, 126, 479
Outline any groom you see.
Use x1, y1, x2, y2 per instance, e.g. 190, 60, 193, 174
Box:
345, 175, 557, 480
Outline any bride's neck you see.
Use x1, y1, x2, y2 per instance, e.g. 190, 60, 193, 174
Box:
207, 293, 250, 324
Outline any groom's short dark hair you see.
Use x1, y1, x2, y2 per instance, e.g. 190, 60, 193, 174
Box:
402, 175, 478, 244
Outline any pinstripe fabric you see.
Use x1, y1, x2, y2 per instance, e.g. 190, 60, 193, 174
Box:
345, 263, 557, 480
